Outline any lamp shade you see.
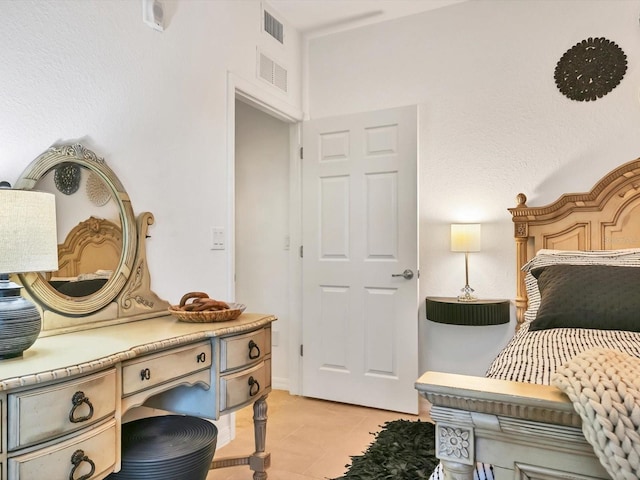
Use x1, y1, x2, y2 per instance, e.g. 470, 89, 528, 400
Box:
450, 224, 481, 253
0, 189, 58, 274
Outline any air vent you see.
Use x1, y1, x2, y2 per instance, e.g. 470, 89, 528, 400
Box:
273, 62, 287, 92
259, 52, 288, 93
264, 10, 284, 43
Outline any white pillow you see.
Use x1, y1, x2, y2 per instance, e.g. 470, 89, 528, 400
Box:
522, 248, 640, 324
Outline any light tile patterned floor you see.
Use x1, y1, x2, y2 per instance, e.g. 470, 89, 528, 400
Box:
207, 389, 431, 480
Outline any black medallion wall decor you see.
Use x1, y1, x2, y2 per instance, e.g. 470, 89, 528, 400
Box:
554, 37, 627, 102
54, 163, 81, 195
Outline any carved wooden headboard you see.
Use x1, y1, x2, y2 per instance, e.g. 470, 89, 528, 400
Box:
54, 216, 122, 278
509, 158, 640, 329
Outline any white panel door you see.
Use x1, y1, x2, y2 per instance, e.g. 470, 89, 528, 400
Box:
302, 105, 419, 414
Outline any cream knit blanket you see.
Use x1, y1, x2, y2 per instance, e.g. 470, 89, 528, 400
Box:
552, 348, 640, 480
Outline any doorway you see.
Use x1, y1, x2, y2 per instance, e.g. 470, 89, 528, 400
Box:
232, 91, 419, 413
234, 98, 293, 389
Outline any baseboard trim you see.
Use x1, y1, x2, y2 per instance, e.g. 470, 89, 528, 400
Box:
213, 412, 234, 448
272, 376, 289, 391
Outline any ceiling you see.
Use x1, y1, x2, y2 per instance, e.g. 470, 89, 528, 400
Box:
268, 0, 467, 36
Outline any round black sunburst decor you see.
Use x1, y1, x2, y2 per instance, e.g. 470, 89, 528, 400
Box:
554, 37, 627, 102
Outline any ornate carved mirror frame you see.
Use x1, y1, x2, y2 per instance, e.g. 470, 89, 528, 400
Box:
14, 143, 169, 335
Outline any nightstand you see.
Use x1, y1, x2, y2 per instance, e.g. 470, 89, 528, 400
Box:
426, 297, 510, 326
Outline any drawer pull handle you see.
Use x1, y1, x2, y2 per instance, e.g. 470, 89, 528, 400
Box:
69, 449, 96, 480
140, 368, 151, 381
69, 391, 94, 423
248, 376, 260, 396
248, 340, 261, 359
197, 352, 207, 363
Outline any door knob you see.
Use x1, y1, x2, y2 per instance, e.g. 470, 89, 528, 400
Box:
391, 269, 414, 280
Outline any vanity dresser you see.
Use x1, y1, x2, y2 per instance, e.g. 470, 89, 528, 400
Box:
3, 143, 275, 480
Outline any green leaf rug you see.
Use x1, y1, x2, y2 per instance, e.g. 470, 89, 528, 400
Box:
333, 419, 438, 480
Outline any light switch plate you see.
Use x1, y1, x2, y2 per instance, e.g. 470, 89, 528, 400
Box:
211, 227, 225, 250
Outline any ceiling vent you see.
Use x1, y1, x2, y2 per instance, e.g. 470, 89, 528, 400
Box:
264, 10, 284, 44
258, 51, 288, 93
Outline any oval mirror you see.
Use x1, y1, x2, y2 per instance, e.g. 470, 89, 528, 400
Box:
14, 144, 137, 316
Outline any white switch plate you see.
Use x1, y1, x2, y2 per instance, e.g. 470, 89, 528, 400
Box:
211, 227, 225, 250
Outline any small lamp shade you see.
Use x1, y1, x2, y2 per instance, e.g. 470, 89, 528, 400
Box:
0, 188, 58, 359
0, 189, 58, 274
450, 224, 481, 253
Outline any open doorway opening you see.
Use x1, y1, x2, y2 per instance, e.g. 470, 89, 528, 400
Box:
234, 98, 292, 390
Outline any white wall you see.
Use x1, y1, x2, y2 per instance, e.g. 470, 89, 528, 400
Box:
306, 0, 640, 376
235, 99, 291, 389
0, 0, 302, 311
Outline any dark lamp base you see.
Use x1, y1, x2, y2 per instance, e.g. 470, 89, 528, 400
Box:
0, 351, 25, 360
0, 284, 42, 359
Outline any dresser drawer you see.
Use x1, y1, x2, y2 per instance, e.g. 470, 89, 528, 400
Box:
8, 419, 116, 480
220, 359, 271, 413
122, 341, 211, 396
220, 327, 271, 373
8, 369, 116, 450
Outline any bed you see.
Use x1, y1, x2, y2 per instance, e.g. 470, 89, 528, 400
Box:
416, 158, 640, 480
47, 216, 121, 297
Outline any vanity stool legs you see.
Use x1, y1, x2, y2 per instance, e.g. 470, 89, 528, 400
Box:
249, 394, 270, 480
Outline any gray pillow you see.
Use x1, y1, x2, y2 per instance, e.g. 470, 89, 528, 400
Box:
529, 264, 640, 331
521, 249, 640, 324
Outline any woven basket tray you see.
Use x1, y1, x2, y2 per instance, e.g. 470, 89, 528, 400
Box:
168, 303, 246, 323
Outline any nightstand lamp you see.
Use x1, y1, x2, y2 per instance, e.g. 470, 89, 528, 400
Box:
0, 183, 58, 359
450, 223, 481, 302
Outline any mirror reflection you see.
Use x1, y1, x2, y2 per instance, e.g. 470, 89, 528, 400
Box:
13, 142, 166, 332
35, 165, 122, 297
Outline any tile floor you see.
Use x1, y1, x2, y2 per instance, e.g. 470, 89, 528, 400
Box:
207, 390, 431, 480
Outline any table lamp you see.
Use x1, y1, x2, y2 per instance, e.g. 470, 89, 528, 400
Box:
450, 223, 481, 302
0, 183, 58, 359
